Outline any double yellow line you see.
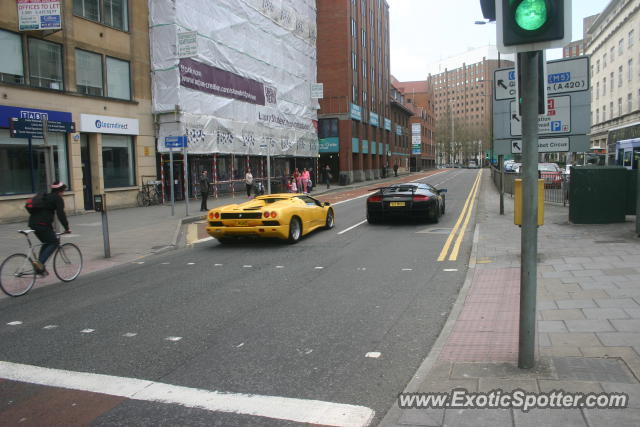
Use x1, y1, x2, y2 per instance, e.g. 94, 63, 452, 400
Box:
437, 170, 482, 262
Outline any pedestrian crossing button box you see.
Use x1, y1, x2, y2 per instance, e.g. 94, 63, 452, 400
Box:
94, 194, 106, 212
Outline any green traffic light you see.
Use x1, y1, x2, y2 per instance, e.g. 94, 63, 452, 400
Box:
515, 0, 548, 31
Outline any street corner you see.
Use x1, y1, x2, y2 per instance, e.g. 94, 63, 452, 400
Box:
186, 220, 211, 246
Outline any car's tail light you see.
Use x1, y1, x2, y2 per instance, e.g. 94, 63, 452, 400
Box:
368, 195, 382, 202
214, 212, 220, 219
208, 212, 214, 220
270, 211, 277, 218
413, 195, 430, 201
263, 211, 270, 218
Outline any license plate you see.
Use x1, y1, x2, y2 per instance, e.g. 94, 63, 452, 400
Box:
389, 202, 405, 207
237, 220, 248, 226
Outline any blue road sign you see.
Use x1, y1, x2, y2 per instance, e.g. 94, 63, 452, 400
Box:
165, 136, 188, 148
551, 121, 561, 132
9, 118, 76, 139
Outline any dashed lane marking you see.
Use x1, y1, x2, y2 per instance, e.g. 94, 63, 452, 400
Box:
443, 269, 458, 272
337, 219, 367, 235
314, 266, 324, 270
243, 265, 252, 268
275, 265, 284, 268
401, 268, 413, 271
0, 361, 374, 427
165, 336, 182, 342
188, 263, 195, 265
365, 352, 381, 359
80, 329, 95, 334
7, 321, 22, 326
123, 333, 137, 337
43, 325, 58, 329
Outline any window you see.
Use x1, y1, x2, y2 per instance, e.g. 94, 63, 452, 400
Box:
102, 135, 135, 188
610, 72, 614, 92
106, 56, 130, 100
596, 108, 600, 123
610, 101, 613, 119
76, 49, 103, 96
28, 38, 63, 90
618, 97, 622, 116
597, 60, 600, 73
611, 46, 615, 61
352, 51, 357, 70
618, 66, 622, 87
353, 84, 357, 102
630, 30, 634, 48
351, 18, 356, 38
596, 82, 600, 99
628, 93, 632, 113
629, 59, 633, 81
603, 105, 606, 120
619, 38, 624, 55
362, 29, 366, 48
603, 77, 606, 96
0, 30, 24, 84
0, 129, 69, 196
74, 0, 129, 32
603, 53, 607, 68
362, 58, 366, 80
318, 119, 338, 139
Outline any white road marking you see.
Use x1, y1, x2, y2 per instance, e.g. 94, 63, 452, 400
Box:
188, 263, 195, 265
314, 266, 324, 270
161, 262, 170, 265
365, 352, 381, 359
134, 262, 145, 265
214, 263, 223, 266
123, 333, 137, 338
337, 220, 367, 235
357, 267, 366, 271
275, 265, 284, 269
43, 325, 58, 330
7, 321, 22, 326
80, 329, 95, 334
193, 236, 214, 244
236, 342, 245, 348
443, 269, 458, 272
0, 361, 374, 427
243, 265, 252, 268
165, 336, 182, 342
402, 268, 413, 271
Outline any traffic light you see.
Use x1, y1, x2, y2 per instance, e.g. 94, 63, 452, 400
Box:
479, 0, 496, 21
496, 0, 571, 53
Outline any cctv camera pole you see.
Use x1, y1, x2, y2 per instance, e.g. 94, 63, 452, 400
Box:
518, 50, 541, 369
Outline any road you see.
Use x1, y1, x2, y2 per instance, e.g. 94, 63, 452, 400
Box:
0, 169, 481, 426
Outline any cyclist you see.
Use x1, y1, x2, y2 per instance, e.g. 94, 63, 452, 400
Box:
27, 181, 71, 275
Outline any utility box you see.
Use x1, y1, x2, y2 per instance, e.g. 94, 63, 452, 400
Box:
514, 179, 545, 226
569, 166, 627, 224
626, 169, 638, 215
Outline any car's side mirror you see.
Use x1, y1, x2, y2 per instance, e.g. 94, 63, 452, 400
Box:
438, 189, 447, 194
324, 202, 331, 206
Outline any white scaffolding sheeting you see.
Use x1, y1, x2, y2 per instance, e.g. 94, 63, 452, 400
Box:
150, 0, 319, 157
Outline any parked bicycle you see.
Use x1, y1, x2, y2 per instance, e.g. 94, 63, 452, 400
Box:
0, 230, 83, 297
137, 181, 162, 207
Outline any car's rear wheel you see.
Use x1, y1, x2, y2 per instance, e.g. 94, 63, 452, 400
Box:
287, 217, 302, 244
430, 205, 440, 223
324, 209, 335, 229
367, 211, 380, 224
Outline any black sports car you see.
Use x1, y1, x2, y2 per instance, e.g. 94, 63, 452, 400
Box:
366, 183, 447, 223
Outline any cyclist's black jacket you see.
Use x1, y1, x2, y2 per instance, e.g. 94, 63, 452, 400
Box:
28, 192, 69, 230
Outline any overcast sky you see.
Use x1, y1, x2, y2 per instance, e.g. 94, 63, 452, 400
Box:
388, 0, 612, 81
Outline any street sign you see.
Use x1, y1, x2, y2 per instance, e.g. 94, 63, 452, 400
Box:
494, 56, 589, 100
510, 96, 571, 136
511, 137, 570, 154
310, 83, 324, 99
164, 136, 188, 148
9, 117, 75, 139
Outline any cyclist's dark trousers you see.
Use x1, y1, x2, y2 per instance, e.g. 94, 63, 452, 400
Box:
33, 225, 59, 265
200, 192, 208, 210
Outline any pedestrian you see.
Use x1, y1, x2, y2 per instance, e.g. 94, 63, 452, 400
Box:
245, 168, 254, 198
288, 176, 297, 193
302, 168, 310, 193
294, 168, 302, 193
199, 170, 210, 211
393, 163, 399, 177
26, 181, 71, 276
323, 165, 332, 189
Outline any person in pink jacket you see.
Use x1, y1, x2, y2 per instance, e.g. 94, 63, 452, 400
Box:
301, 168, 310, 193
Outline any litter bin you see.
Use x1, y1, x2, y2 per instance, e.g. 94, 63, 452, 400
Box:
339, 174, 348, 186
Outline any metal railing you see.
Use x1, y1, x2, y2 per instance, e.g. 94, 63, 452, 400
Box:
491, 166, 570, 206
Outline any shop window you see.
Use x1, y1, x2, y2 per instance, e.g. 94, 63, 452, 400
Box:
76, 49, 103, 96
74, 0, 129, 32
28, 38, 63, 90
0, 30, 24, 84
0, 130, 69, 195
102, 135, 135, 188
319, 119, 339, 139
106, 56, 131, 100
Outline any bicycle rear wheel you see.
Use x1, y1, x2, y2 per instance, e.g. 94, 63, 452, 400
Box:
53, 243, 83, 282
0, 254, 36, 297
137, 191, 149, 207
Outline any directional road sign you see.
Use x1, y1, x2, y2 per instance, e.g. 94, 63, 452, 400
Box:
511, 137, 570, 154
9, 117, 76, 139
510, 96, 571, 136
494, 56, 589, 100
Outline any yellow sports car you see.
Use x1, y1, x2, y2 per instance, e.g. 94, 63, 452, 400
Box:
206, 194, 335, 244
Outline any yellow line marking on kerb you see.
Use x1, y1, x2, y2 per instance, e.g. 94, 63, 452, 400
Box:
437, 170, 482, 262
449, 171, 482, 261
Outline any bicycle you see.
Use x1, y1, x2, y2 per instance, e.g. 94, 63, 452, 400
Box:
0, 230, 83, 297
137, 181, 162, 207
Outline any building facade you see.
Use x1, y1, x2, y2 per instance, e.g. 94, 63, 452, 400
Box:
428, 57, 508, 166
586, 0, 640, 164
389, 80, 413, 172
317, 0, 398, 185
394, 79, 436, 170
0, 0, 155, 222
151, 0, 319, 196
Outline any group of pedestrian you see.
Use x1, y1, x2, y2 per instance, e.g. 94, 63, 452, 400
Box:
289, 168, 312, 193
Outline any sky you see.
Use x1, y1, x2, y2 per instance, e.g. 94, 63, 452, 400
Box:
388, 0, 612, 81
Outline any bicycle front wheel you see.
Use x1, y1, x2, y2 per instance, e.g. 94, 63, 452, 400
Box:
0, 253, 36, 297
53, 243, 83, 282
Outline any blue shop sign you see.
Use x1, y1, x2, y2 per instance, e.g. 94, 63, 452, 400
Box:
0, 105, 72, 128
384, 118, 391, 131
352, 138, 359, 153
362, 140, 369, 154
369, 112, 379, 127
319, 137, 339, 153
350, 103, 362, 121
371, 140, 377, 154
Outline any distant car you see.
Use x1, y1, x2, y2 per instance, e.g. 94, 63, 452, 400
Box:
366, 183, 447, 224
206, 194, 334, 244
504, 160, 517, 172
538, 163, 563, 188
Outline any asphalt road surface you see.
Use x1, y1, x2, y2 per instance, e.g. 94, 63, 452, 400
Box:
0, 169, 481, 426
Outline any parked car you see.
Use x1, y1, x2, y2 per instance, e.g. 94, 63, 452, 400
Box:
366, 183, 447, 224
206, 194, 334, 244
538, 163, 563, 188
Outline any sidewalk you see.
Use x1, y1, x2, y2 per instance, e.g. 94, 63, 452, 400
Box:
0, 171, 421, 295
381, 172, 640, 426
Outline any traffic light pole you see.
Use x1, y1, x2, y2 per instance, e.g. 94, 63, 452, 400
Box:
518, 50, 541, 369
